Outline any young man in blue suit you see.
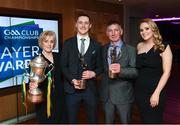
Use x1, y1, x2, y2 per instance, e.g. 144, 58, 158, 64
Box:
61, 14, 102, 124
100, 20, 138, 124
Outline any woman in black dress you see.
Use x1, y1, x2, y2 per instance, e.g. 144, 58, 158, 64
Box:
135, 18, 173, 123
29, 31, 67, 123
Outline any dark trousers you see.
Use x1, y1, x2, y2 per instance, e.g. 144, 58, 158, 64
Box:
66, 89, 98, 124
35, 94, 67, 124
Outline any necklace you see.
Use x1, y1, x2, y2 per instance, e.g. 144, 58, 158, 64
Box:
42, 51, 54, 63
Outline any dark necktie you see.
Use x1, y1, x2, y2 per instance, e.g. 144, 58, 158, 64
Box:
113, 46, 117, 56
80, 38, 85, 55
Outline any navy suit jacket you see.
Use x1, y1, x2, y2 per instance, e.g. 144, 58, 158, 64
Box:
61, 36, 102, 94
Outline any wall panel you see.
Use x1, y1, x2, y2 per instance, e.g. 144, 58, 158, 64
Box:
0, 0, 123, 122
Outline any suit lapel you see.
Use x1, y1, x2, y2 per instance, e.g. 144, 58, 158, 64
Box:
104, 44, 110, 71
66, 36, 80, 66
84, 38, 93, 56
118, 44, 128, 63
72, 36, 80, 56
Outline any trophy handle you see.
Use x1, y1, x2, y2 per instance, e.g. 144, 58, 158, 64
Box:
23, 64, 30, 78
45, 64, 54, 77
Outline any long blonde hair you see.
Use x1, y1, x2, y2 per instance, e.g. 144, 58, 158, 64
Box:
140, 18, 165, 52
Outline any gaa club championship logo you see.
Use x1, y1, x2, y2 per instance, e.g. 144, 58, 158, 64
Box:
0, 21, 43, 82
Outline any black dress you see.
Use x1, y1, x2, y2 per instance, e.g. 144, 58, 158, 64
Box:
35, 52, 67, 124
135, 44, 167, 123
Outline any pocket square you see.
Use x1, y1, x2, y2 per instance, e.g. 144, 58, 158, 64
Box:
92, 50, 96, 54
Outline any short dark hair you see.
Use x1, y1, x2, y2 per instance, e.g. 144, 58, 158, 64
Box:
76, 13, 91, 23
107, 20, 122, 27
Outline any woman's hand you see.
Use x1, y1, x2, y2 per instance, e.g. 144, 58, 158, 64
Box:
29, 81, 38, 90
150, 92, 160, 108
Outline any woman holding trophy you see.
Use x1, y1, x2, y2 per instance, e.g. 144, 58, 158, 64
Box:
29, 31, 67, 123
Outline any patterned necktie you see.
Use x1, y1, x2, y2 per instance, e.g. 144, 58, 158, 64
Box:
80, 38, 85, 55
111, 46, 117, 63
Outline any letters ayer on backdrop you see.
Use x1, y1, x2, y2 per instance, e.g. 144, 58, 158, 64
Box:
0, 22, 43, 88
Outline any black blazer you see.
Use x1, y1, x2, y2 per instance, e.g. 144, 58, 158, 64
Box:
36, 52, 66, 123
61, 36, 103, 94
38, 52, 63, 99
100, 43, 138, 104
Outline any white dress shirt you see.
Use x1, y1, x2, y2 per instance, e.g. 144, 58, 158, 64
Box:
77, 34, 90, 55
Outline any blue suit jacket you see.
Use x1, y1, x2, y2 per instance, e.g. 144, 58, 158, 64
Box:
61, 36, 103, 94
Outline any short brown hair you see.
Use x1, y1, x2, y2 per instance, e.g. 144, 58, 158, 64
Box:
107, 20, 122, 28
76, 13, 91, 23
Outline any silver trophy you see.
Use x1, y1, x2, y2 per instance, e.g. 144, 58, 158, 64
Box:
25, 54, 53, 103
109, 47, 118, 79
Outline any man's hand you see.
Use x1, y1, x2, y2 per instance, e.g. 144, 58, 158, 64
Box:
82, 70, 96, 79
72, 79, 81, 89
109, 63, 121, 73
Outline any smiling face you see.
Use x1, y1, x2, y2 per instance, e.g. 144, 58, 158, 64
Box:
106, 24, 123, 43
75, 16, 92, 36
41, 35, 55, 53
140, 22, 154, 41
39, 31, 56, 53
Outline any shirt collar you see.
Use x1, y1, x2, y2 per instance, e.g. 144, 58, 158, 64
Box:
110, 40, 123, 48
77, 34, 89, 41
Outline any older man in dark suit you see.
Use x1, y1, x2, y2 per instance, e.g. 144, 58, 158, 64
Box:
100, 20, 138, 124
61, 14, 102, 124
